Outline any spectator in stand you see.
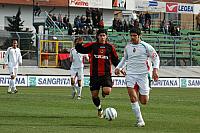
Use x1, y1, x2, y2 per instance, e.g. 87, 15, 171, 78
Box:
175, 25, 181, 36
93, 16, 99, 28
80, 15, 86, 28
129, 18, 135, 30
144, 12, 151, 34
98, 19, 104, 29
123, 19, 129, 32
58, 13, 65, 29
117, 19, 123, 32
168, 21, 175, 36
160, 19, 168, 34
74, 16, 81, 29
92, 8, 98, 26
52, 14, 58, 25
112, 18, 118, 31
86, 8, 92, 18
68, 22, 74, 35
88, 26, 94, 35
139, 12, 145, 29
196, 13, 200, 31
85, 16, 92, 27
96, 8, 102, 23
133, 19, 140, 29
33, 2, 41, 16
63, 15, 68, 29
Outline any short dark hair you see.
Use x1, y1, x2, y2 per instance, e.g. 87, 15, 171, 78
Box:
130, 28, 141, 35
97, 28, 107, 35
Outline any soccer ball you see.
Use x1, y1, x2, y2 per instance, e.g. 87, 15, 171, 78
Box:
103, 107, 117, 121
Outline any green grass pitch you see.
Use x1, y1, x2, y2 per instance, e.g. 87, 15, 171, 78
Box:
0, 87, 200, 133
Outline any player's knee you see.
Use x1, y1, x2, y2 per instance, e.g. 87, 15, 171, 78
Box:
71, 80, 75, 85
139, 95, 149, 105
103, 87, 111, 95
140, 100, 148, 105
91, 90, 99, 98
130, 97, 137, 103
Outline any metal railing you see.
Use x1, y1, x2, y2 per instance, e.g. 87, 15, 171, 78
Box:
0, 31, 200, 66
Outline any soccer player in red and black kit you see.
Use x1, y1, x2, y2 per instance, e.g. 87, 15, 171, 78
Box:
75, 29, 120, 118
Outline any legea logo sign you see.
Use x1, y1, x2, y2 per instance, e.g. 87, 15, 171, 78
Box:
166, 3, 178, 13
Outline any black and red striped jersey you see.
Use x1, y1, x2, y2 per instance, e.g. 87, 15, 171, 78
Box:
75, 42, 119, 76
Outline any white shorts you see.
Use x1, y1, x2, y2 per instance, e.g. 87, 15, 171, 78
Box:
8, 67, 18, 77
70, 67, 83, 80
125, 73, 150, 96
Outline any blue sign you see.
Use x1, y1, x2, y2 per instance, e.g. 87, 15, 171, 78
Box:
178, 5, 193, 12
148, 1, 158, 7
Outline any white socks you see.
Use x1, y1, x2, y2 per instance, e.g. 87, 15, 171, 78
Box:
77, 86, 82, 97
8, 79, 17, 92
131, 101, 144, 122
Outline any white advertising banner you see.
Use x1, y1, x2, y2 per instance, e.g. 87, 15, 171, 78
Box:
178, 3, 194, 14
0, 75, 27, 86
135, 0, 165, 12
69, 0, 112, 9
1, 75, 200, 88
194, 4, 200, 14
0, 51, 6, 64
126, 0, 136, 11
112, 77, 126, 87
28, 76, 71, 87
152, 78, 179, 88
180, 78, 200, 88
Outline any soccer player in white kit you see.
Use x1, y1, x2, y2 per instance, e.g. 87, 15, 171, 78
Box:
3, 39, 22, 94
115, 28, 160, 127
70, 37, 89, 99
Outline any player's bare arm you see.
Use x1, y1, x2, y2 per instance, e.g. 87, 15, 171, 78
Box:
152, 68, 159, 81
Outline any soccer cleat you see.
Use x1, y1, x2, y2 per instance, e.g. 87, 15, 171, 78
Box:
13, 89, 18, 94
7, 91, 12, 94
77, 96, 81, 100
98, 109, 104, 118
135, 120, 145, 127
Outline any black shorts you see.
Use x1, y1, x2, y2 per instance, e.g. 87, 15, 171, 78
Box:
90, 75, 112, 91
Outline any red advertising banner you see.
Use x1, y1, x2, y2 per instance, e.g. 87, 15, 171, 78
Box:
166, 2, 178, 13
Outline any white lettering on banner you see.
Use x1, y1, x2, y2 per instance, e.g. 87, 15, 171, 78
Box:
0, 75, 27, 86
179, 5, 193, 12
188, 79, 200, 87
70, 0, 89, 7
152, 78, 179, 87
113, 78, 126, 87
38, 77, 70, 86
112, 77, 126, 87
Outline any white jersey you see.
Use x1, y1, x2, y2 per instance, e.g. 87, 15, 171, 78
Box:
70, 48, 89, 69
117, 41, 159, 74
4, 47, 22, 68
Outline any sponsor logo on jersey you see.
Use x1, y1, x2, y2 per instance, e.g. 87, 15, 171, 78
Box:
133, 48, 136, 52
94, 54, 108, 59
